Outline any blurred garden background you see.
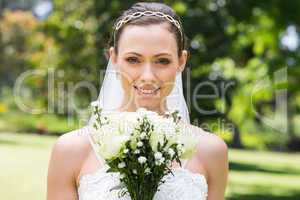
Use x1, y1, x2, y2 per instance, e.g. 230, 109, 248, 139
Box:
0, 0, 300, 199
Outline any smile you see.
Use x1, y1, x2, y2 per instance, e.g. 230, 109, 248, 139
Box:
133, 85, 160, 96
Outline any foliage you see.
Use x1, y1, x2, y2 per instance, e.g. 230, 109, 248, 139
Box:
0, 0, 300, 150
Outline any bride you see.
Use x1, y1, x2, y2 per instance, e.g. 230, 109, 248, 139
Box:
47, 2, 228, 200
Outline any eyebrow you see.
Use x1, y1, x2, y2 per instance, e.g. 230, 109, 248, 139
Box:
125, 52, 172, 57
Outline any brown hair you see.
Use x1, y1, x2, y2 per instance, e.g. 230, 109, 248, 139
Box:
109, 2, 187, 57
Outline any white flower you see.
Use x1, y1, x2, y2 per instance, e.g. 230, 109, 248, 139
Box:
176, 143, 184, 156
96, 129, 130, 160
168, 148, 175, 157
155, 157, 165, 166
118, 115, 138, 135
137, 141, 143, 147
149, 131, 165, 152
140, 132, 147, 139
118, 162, 126, 169
154, 152, 165, 166
154, 152, 162, 160
130, 137, 138, 150
132, 169, 137, 174
176, 143, 183, 151
120, 173, 125, 179
149, 117, 179, 152
152, 117, 176, 138
123, 148, 129, 154
177, 133, 200, 159
154, 152, 162, 159
138, 156, 147, 164
134, 149, 140, 154
145, 167, 151, 174
136, 107, 159, 119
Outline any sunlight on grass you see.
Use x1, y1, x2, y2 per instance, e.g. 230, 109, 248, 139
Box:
0, 133, 57, 200
227, 149, 300, 199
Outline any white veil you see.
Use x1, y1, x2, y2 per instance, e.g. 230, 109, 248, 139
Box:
87, 57, 190, 125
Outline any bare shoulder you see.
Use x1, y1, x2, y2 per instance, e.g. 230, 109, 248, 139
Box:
48, 126, 91, 184
188, 123, 229, 197
47, 126, 93, 199
186, 123, 229, 175
52, 126, 90, 157
187, 124, 228, 158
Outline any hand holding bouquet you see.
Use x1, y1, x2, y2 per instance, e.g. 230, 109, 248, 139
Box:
90, 102, 199, 200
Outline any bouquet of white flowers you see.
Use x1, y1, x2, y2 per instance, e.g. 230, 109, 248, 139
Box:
90, 102, 199, 200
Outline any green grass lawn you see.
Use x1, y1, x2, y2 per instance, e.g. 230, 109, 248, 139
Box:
0, 132, 57, 200
1, 132, 300, 200
227, 149, 300, 200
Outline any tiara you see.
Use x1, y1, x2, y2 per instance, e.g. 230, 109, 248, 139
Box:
114, 11, 183, 43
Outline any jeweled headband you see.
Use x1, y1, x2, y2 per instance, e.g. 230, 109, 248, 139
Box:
113, 11, 183, 45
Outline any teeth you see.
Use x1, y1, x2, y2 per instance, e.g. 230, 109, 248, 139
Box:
140, 88, 156, 94
135, 86, 159, 94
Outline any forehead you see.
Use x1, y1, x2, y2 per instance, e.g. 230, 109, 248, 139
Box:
117, 23, 178, 55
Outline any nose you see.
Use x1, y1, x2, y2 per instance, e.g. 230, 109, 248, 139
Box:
140, 62, 156, 82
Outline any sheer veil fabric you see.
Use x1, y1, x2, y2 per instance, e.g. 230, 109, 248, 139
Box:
78, 59, 212, 200
87, 57, 190, 125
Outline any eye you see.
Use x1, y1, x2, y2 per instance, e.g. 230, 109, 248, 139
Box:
126, 57, 140, 64
156, 58, 171, 65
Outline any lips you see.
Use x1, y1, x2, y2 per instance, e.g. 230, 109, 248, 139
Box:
133, 85, 160, 95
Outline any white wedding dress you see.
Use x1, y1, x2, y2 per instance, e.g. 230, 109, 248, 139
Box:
77, 126, 208, 200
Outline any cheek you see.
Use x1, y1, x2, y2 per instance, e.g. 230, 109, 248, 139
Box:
118, 62, 139, 87
159, 67, 178, 94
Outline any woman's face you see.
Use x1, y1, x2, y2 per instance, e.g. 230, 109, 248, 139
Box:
109, 22, 187, 113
